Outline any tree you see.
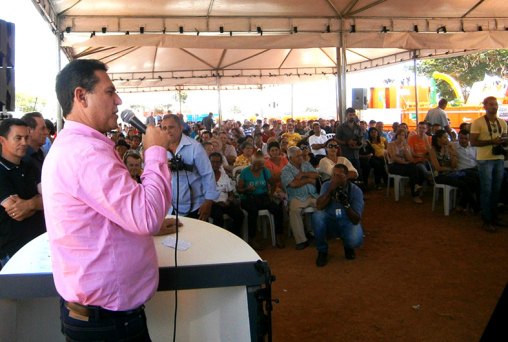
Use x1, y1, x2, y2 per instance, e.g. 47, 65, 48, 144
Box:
15, 92, 47, 113
416, 50, 508, 102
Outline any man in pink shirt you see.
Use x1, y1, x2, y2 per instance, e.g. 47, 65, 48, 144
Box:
42, 59, 175, 341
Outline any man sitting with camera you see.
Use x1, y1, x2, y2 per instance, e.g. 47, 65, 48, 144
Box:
161, 114, 219, 220
312, 163, 364, 267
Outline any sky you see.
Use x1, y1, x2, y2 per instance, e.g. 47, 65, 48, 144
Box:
0, 0, 416, 121
0, 0, 60, 115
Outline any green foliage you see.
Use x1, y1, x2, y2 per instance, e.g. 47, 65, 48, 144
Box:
15, 92, 47, 113
416, 50, 508, 101
174, 90, 188, 104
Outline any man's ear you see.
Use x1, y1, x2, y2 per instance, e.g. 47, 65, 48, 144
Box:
74, 87, 87, 107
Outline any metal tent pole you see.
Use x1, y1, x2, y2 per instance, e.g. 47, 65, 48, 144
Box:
216, 74, 223, 126
413, 51, 419, 120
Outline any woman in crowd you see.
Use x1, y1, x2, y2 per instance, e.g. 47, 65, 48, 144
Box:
318, 138, 358, 182
297, 140, 318, 166
264, 141, 289, 202
429, 129, 479, 212
387, 129, 425, 204
367, 127, 388, 189
234, 141, 255, 167
209, 137, 232, 173
237, 151, 285, 250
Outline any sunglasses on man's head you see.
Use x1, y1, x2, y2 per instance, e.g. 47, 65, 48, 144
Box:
300, 145, 309, 150
327, 144, 339, 148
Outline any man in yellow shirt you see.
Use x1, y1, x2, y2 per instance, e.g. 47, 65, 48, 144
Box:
470, 96, 508, 232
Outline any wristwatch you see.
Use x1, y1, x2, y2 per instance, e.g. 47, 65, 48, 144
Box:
344, 203, 351, 209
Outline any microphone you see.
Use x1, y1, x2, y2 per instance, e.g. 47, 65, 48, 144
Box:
121, 109, 147, 134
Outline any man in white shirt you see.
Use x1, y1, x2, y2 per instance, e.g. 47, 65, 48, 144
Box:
453, 129, 477, 171
308, 122, 328, 160
425, 99, 452, 139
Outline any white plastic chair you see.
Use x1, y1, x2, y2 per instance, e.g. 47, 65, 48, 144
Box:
427, 162, 458, 216
257, 209, 276, 246
384, 152, 410, 201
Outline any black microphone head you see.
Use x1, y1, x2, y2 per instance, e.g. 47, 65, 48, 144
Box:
120, 109, 135, 123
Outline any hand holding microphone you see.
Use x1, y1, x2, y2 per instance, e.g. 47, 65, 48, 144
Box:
121, 109, 170, 150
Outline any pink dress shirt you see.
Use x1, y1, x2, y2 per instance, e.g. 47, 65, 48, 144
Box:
41, 121, 171, 311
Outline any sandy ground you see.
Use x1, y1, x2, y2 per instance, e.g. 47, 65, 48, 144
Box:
257, 187, 508, 341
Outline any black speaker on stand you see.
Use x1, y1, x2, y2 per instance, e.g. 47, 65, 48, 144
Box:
0, 19, 15, 112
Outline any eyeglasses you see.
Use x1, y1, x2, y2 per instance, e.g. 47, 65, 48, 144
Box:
327, 144, 339, 148
300, 145, 309, 150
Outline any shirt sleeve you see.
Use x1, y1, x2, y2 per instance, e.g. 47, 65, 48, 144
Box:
280, 166, 293, 190
350, 184, 364, 216
0, 172, 15, 204
76, 145, 171, 235
193, 143, 220, 201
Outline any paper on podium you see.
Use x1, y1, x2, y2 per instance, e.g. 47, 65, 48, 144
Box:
162, 235, 191, 251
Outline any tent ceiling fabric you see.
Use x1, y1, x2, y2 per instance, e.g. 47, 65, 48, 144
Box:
34, 0, 508, 90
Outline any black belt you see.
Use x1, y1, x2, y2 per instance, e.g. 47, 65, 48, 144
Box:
64, 300, 144, 321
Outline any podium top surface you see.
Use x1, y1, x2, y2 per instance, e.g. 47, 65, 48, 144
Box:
1, 217, 260, 275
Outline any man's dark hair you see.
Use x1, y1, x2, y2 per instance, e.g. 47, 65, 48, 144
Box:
123, 151, 142, 164
438, 98, 448, 107
483, 96, 497, 106
262, 123, 270, 129
45, 119, 56, 135
0, 119, 28, 138
334, 163, 349, 174
55, 59, 108, 118
131, 135, 141, 142
345, 107, 356, 114
21, 112, 44, 129
418, 121, 427, 126
459, 122, 470, 132
458, 129, 469, 136
115, 140, 131, 150
201, 130, 212, 138
209, 152, 222, 160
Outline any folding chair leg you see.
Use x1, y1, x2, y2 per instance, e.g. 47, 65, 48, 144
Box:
394, 180, 400, 201
443, 190, 451, 216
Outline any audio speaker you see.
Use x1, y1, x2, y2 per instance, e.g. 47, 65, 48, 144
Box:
352, 88, 367, 110
0, 19, 15, 111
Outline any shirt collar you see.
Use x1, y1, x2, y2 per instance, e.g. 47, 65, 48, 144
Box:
0, 155, 18, 170
63, 121, 115, 148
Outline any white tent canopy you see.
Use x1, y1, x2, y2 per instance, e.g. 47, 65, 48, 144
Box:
32, 0, 508, 121
33, 0, 508, 88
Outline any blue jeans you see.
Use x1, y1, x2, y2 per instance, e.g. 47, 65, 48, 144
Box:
477, 159, 504, 223
311, 210, 364, 253
60, 299, 151, 341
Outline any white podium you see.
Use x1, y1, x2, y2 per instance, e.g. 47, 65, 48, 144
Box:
0, 217, 273, 341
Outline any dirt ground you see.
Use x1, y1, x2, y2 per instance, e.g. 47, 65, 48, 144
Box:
257, 188, 508, 341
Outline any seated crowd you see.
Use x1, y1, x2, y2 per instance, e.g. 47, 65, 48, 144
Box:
2, 97, 505, 271
109, 104, 505, 266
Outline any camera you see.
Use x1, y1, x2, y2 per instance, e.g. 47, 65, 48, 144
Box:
333, 188, 349, 204
169, 154, 194, 172
492, 145, 506, 156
